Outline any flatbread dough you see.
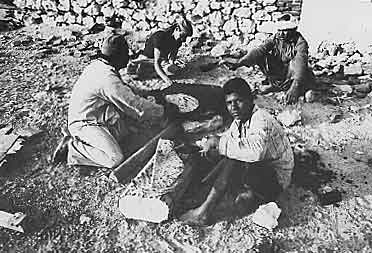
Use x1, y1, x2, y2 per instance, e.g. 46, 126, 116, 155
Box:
165, 93, 199, 113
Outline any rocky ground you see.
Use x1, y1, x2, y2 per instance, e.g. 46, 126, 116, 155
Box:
1, 23, 372, 252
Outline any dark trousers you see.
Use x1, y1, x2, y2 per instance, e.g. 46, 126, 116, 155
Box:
213, 158, 283, 202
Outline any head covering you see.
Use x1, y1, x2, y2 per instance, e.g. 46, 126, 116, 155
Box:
100, 34, 128, 58
223, 78, 253, 100
276, 13, 298, 31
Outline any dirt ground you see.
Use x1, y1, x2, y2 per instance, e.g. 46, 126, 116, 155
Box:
1, 24, 372, 252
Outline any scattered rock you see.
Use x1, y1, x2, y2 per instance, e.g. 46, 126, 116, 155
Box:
79, 214, 91, 225
277, 109, 302, 127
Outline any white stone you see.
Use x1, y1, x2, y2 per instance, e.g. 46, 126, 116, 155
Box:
214, 32, 226, 41
264, 5, 278, 13
95, 15, 105, 24
42, 0, 58, 11
239, 19, 256, 34
257, 21, 276, 34
232, 7, 251, 18
252, 10, 271, 22
263, 0, 277, 6
71, 2, 83, 14
182, 0, 195, 12
223, 19, 238, 36
58, 0, 70, 11
121, 21, 134, 32
82, 16, 95, 27
112, 0, 129, 9
65, 12, 77, 24
210, 2, 222, 10
193, 0, 210, 16
170, 1, 183, 12
84, 3, 101, 16
136, 21, 151, 31
96, 0, 107, 5
101, 5, 114, 18
210, 42, 231, 57
132, 11, 146, 21
77, 0, 89, 8
344, 63, 364, 76
208, 12, 224, 27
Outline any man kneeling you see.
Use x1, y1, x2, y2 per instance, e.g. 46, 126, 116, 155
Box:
52, 34, 164, 168
180, 78, 294, 226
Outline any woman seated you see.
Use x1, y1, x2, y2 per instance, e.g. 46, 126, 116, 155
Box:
127, 14, 193, 85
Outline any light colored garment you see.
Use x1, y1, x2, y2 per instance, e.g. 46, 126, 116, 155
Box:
67, 58, 164, 168
218, 106, 294, 188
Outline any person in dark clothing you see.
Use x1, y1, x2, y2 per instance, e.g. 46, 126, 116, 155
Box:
221, 14, 316, 104
127, 14, 193, 85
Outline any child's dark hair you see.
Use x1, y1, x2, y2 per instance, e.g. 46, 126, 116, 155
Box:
223, 78, 255, 100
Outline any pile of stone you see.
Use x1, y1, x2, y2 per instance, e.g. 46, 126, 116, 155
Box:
312, 41, 370, 78
310, 40, 372, 98
11, 0, 301, 45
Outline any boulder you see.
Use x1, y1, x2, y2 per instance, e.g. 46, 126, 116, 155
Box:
77, 0, 89, 8
239, 19, 256, 34
210, 2, 222, 10
132, 11, 146, 22
208, 12, 224, 27
252, 10, 271, 22
58, 0, 70, 12
210, 42, 230, 57
193, 0, 210, 16
96, 0, 108, 5
232, 7, 251, 18
112, 0, 129, 9
101, 5, 114, 18
170, 1, 183, 12
265, 5, 278, 12
84, 3, 101, 16
223, 19, 238, 36
182, 0, 195, 12
257, 21, 276, 33
42, 0, 58, 11
344, 63, 364, 76
263, 0, 277, 6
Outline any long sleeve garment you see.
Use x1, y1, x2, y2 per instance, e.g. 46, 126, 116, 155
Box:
66, 58, 164, 168
68, 58, 164, 128
218, 107, 294, 188
239, 32, 315, 90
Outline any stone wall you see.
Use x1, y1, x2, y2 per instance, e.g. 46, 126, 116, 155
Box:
12, 0, 303, 44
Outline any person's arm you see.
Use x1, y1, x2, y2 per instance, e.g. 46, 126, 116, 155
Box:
285, 36, 310, 104
291, 38, 309, 82
101, 73, 164, 123
234, 38, 275, 69
218, 117, 269, 162
154, 48, 173, 86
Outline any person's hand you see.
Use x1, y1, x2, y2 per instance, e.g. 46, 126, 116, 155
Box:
219, 60, 238, 71
285, 81, 301, 105
164, 78, 174, 86
198, 136, 220, 157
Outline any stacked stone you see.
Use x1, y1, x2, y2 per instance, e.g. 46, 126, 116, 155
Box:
12, 0, 302, 43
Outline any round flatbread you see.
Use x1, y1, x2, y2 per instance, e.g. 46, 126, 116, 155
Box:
164, 93, 199, 113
